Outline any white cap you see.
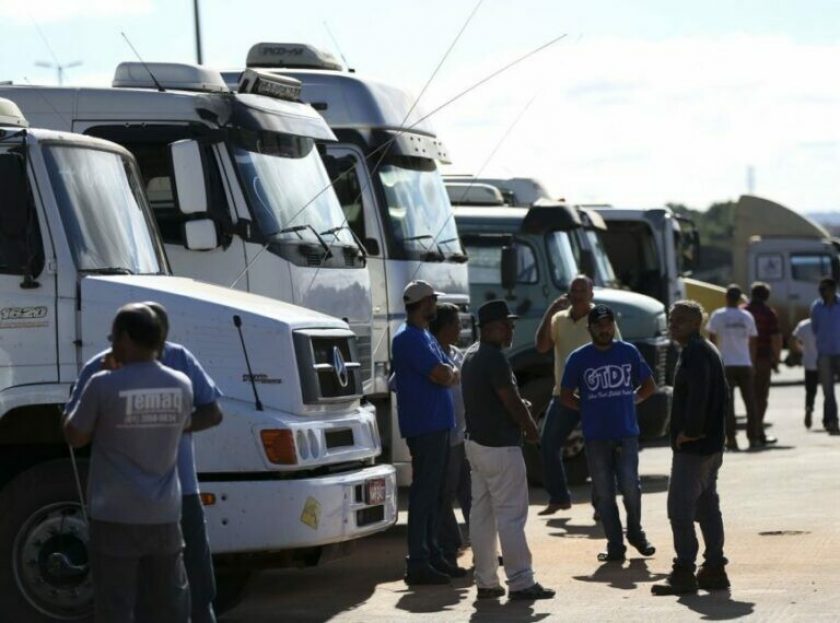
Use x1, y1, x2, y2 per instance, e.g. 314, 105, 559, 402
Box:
403, 280, 445, 305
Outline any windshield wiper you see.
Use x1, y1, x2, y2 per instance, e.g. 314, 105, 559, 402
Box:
274, 224, 332, 258
318, 224, 366, 259
437, 237, 468, 262
80, 267, 135, 275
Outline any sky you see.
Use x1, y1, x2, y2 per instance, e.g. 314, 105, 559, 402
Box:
1, 0, 838, 212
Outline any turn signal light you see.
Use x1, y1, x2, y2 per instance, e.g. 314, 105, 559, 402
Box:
260, 429, 297, 465
200, 493, 216, 506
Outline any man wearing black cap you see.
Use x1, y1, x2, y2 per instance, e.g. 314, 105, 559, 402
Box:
392, 280, 466, 585
561, 304, 657, 563
461, 300, 554, 601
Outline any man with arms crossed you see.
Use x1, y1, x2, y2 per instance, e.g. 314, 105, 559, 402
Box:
63, 303, 193, 622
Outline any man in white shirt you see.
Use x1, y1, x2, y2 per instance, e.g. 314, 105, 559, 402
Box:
706, 284, 759, 451
792, 318, 819, 429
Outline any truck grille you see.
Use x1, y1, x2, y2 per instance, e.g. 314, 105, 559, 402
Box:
294, 329, 364, 404
635, 339, 670, 387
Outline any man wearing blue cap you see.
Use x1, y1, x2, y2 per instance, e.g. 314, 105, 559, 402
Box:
561, 304, 657, 563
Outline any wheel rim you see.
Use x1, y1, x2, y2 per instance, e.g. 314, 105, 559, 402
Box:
13, 501, 93, 620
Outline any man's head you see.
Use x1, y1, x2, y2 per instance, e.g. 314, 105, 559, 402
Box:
819, 277, 837, 303
668, 300, 705, 345
110, 303, 162, 363
750, 281, 771, 303
429, 303, 461, 347
403, 280, 444, 325
478, 300, 518, 348
587, 304, 616, 348
725, 284, 742, 307
142, 300, 169, 345
568, 274, 594, 309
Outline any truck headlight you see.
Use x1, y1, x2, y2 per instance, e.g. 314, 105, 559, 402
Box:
260, 429, 297, 465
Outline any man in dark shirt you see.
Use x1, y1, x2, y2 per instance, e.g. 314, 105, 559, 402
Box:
745, 282, 781, 448
462, 300, 554, 601
653, 300, 730, 596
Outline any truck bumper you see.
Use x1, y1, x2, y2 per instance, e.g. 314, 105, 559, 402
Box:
200, 463, 397, 555
638, 386, 672, 440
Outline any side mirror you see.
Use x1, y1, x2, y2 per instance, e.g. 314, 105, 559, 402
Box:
184, 219, 219, 250
364, 237, 380, 256
579, 248, 596, 279
170, 140, 209, 215
501, 245, 518, 290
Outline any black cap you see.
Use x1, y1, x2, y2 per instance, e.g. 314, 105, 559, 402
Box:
588, 304, 615, 326
477, 300, 518, 327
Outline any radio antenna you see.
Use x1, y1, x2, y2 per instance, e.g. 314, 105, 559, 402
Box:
121, 31, 166, 92
323, 21, 351, 70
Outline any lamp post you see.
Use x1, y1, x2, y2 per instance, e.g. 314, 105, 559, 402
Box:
35, 60, 82, 86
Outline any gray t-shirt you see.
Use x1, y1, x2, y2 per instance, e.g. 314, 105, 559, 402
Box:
66, 361, 193, 525
461, 341, 521, 447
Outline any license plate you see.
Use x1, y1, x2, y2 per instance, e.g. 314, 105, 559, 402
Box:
365, 478, 387, 505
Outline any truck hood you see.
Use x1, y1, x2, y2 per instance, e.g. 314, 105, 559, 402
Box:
592, 287, 667, 340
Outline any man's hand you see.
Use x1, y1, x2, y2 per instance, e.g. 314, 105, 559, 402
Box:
523, 418, 540, 445
102, 351, 120, 371
549, 295, 570, 315
675, 432, 705, 448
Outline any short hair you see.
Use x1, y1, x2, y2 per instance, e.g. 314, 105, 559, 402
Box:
429, 303, 460, 336
670, 299, 704, 324
112, 303, 162, 350
750, 281, 771, 302
819, 277, 836, 291
570, 274, 594, 289
142, 301, 169, 340
725, 283, 742, 303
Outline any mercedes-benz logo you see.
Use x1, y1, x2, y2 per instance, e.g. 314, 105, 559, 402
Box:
332, 346, 349, 388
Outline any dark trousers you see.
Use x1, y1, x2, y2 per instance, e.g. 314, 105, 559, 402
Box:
817, 354, 840, 429
805, 369, 819, 412
753, 358, 773, 429
438, 441, 471, 560
406, 429, 450, 570
667, 452, 726, 571
725, 366, 760, 442
540, 398, 580, 505
182, 494, 217, 623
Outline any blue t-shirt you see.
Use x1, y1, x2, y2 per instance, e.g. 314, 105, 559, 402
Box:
65, 342, 222, 495
561, 340, 652, 441
391, 324, 455, 438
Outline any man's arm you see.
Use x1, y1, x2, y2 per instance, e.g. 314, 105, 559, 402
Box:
749, 336, 758, 364
496, 385, 539, 443
62, 375, 100, 448
771, 333, 783, 367
708, 333, 718, 347
185, 401, 223, 432
559, 387, 580, 411
635, 376, 656, 404
535, 296, 568, 354
63, 419, 92, 448
429, 364, 457, 387
676, 346, 711, 446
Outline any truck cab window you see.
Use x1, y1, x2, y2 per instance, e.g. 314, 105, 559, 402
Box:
0, 153, 44, 276
464, 238, 537, 284
790, 253, 833, 283
322, 152, 366, 241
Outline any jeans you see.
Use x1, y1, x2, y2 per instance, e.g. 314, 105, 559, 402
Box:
667, 452, 726, 571
438, 441, 471, 559
540, 398, 580, 505
466, 440, 535, 591
817, 354, 840, 429
405, 429, 450, 570
585, 437, 645, 556
725, 366, 760, 442
805, 369, 819, 412
753, 358, 773, 426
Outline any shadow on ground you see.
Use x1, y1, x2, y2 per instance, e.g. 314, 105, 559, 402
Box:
677, 591, 756, 620
573, 559, 667, 590
468, 598, 553, 623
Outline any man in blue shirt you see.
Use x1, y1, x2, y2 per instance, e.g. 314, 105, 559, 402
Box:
561, 305, 657, 562
392, 281, 465, 585
66, 302, 223, 622
810, 277, 840, 434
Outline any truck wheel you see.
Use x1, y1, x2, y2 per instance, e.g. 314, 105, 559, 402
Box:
213, 569, 252, 615
0, 459, 93, 622
521, 377, 589, 486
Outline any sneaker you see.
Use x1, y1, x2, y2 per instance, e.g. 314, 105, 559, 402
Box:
476, 585, 505, 599
805, 409, 813, 429
761, 435, 778, 445
538, 501, 572, 516
597, 551, 626, 563
696, 564, 731, 591
431, 558, 468, 578
651, 567, 698, 596
509, 582, 556, 600
748, 439, 764, 450
725, 439, 739, 451
404, 565, 451, 586
628, 537, 656, 557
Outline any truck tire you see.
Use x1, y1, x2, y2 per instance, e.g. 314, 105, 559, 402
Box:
520, 377, 589, 486
213, 569, 252, 615
0, 459, 93, 622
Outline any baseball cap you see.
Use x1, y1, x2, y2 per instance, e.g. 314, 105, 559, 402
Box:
587, 304, 615, 326
478, 300, 519, 327
403, 280, 445, 305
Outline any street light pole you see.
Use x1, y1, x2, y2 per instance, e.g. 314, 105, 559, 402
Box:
34, 60, 82, 86
193, 0, 203, 65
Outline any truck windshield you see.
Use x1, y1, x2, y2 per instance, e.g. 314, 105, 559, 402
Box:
545, 230, 579, 289
230, 129, 356, 247
378, 156, 464, 259
586, 230, 619, 287
43, 145, 165, 274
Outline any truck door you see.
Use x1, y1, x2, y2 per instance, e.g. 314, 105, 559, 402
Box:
0, 151, 57, 387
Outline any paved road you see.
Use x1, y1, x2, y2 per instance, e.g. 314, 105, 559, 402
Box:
221, 370, 840, 622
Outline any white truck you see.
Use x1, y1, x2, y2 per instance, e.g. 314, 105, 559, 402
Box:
733, 194, 840, 338
0, 62, 375, 392
223, 44, 473, 485
0, 100, 395, 622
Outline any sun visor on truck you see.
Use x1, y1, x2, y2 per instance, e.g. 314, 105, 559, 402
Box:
371, 129, 451, 164
231, 94, 336, 142
520, 202, 581, 234
577, 206, 608, 231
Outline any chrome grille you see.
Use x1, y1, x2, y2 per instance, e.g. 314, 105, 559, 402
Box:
635, 338, 670, 387
293, 329, 364, 404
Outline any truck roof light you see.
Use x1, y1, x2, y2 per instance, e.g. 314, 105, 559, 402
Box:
113, 62, 230, 93
260, 429, 298, 465
246, 42, 343, 71
237, 69, 302, 102
0, 97, 28, 128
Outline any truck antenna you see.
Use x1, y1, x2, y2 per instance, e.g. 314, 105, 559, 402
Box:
121, 31, 166, 92
323, 21, 351, 70
233, 315, 263, 411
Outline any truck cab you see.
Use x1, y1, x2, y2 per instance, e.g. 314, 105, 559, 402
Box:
0, 100, 395, 622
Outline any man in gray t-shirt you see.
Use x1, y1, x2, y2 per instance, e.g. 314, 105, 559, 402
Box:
64, 303, 193, 623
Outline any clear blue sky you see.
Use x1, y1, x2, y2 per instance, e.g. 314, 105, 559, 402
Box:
2, 0, 838, 212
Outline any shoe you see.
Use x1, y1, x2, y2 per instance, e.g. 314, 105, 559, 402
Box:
761, 435, 778, 445
431, 558, 468, 578
509, 582, 556, 600
597, 551, 626, 563
476, 585, 505, 599
725, 439, 740, 452
538, 501, 572, 516
829, 427, 840, 436
805, 409, 813, 429
628, 537, 656, 557
404, 565, 451, 586
748, 439, 764, 450
696, 564, 731, 591
651, 567, 699, 595
593, 510, 601, 522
